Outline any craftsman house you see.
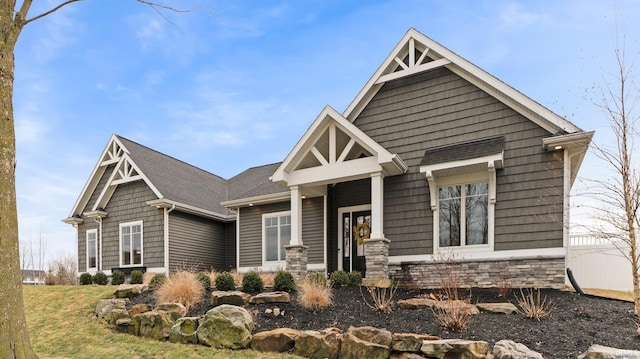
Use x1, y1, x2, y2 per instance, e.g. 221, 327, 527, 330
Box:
64, 28, 592, 288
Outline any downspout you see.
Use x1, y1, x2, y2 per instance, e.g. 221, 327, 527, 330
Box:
164, 204, 176, 276
93, 217, 103, 271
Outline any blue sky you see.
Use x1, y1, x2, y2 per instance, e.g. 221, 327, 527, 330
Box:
13, 0, 640, 264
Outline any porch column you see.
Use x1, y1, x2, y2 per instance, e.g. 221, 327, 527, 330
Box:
286, 185, 308, 281
365, 172, 390, 280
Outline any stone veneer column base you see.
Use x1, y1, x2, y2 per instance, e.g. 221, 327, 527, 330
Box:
285, 244, 308, 282
388, 256, 566, 289
364, 238, 390, 280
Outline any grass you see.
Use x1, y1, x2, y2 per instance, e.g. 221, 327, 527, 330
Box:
23, 285, 300, 359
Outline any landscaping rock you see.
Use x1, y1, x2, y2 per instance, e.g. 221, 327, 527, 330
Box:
295, 329, 342, 359
421, 339, 490, 359
347, 326, 393, 347
578, 344, 640, 359
132, 310, 180, 341
340, 332, 391, 359
157, 302, 187, 317
95, 298, 128, 319
210, 290, 252, 307
251, 328, 301, 353
493, 340, 543, 359
129, 303, 152, 317
392, 333, 441, 352
397, 297, 437, 309
397, 297, 478, 314
114, 284, 146, 299
107, 308, 130, 326
433, 300, 479, 315
169, 317, 199, 345
477, 303, 518, 315
249, 291, 291, 304
197, 304, 254, 349
390, 353, 429, 359
115, 318, 137, 335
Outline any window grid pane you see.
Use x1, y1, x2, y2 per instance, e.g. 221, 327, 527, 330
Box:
439, 186, 461, 247
465, 183, 488, 245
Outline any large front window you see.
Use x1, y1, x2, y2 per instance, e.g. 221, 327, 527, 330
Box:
439, 182, 488, 247
264, 213, 291, 262
120, 221, 143, 266
86, 229, 97, 270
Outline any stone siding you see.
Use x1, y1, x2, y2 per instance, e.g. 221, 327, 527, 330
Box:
285, 245, 308, 282
389, 257, 565, 289
364, 238, 390, 280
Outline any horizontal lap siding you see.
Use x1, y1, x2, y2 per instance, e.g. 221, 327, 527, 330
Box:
239, 202, 290, 268
168, 211, 226, 272
354, 68, 563, 254
302, 197, 324, 264
101, 180, 164, 270
333, 179, 371, 208
224, 222, 236, 271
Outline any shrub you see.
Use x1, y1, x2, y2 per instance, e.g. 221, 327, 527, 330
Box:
432, 299, 473, 332
298, 276, 333, 311
79, 273, 93, 285
348, 271, 363, 287
111, 270, 125, 285
495, 276, 512, 298
215, 271, 236, 291
361, 281, 397, 314
92, 272, 108, 285
274, 270, 296, 292
148, 273, 167, 291
516, 288, 555, 320
329, 270, 349, 287
130, 270, 144, 284
196, 272, 211, 289
431, 253, 472, 332
242, 270, 264, 293
155, 271, 206, 311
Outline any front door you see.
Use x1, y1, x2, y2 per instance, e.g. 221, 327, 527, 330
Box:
339, 208, 371, 275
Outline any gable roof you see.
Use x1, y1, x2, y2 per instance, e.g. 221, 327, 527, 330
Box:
343, 28, 582, 135
421, 137, 505, 166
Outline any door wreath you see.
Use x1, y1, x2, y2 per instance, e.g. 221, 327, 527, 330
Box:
353, 223, 371, 245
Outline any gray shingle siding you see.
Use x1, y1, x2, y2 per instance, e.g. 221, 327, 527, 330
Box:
302, 197, 324, 265
353, 68, 563, 254
169, 211, 227, 272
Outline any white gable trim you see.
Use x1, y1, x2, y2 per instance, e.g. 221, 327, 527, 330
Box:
343, 28, 580, 135
272, 105, 407, 187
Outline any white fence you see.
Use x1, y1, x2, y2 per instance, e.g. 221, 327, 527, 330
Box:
567, 234, 632, 291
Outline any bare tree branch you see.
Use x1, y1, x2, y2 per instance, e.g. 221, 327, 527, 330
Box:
135, 0, 197, 26
24, 0, 83, 25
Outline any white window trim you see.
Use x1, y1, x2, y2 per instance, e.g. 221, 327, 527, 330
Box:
86, 229, 98, 272
423, 161, 498, 255
119, 220, 144, 267
262, 211, 291, 266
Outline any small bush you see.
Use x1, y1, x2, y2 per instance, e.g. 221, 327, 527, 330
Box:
215, 271, 236, 291
242, 270, 264, 293
432, 299, 473, 332
329, 270, 349, 287
130, 270, 144, 284
79, 273, 93, 285
111, 270, 125, 286
155, 271, 206, 311
148, 273, 167, 291
348, 271, 362, 287
196, 272, 211, 289
274, 270, 296, 292
92, 272, 108, 285
298, 276, 333, 311
495, 276, 512, 298
516, 288, 555, 320
361, 281, 397, 314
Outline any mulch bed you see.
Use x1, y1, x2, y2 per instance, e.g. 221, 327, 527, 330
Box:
129, 287, 640, 358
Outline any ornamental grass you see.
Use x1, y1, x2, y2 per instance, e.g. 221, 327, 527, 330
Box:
155, 270, 206, 311
298, 275, 333, 311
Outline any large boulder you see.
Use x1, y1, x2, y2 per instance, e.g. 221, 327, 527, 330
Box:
197, 304, 254, 349
493, 340, 543, 359
421, 339, 489, 359
107, 308, 130, 326
340, 332, 391, 359
210, 291, 252, 307
95, 298, 127, 319
476, 303, 518, 315
251, 328, 301, 353
114, 284, 146, 299
578, 344, 640, 359
115, 318, 137, 335
347, 326, 393, 347
249, 291, 291, 304
157, 302, 188, 317
131, 310, 181, 341
169, 317, 199, 345
294, 329, 342, 359
392, 333, 441, 352
128, 303, 152, 317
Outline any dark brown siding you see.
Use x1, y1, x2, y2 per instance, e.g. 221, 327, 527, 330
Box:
333, 179, 371, 208
238, 202, 290, 267
101, 180, 164, 270
353, 68, 563, 254
168, 211, 226, 271
302, 197, 324, 264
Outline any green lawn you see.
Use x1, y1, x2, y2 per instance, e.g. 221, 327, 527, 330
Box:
23, 285, 300, 359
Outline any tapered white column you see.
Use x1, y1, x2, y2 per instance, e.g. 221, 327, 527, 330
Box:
370, 172, 384, 239
290, 185, 303, 245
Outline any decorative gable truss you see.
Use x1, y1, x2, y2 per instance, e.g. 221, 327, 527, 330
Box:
375, 37, 450, 85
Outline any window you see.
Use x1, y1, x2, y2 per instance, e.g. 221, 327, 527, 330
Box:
439, 182, 488, 247
263, 212, 291, 263
120, 221, 143, 266
86, 229, 98, 270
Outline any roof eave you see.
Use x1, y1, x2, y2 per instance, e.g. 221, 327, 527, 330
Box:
221, 192, 291, 209
146, 199, 235, 221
